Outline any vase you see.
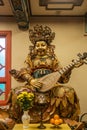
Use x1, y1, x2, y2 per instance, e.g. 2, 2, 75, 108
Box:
22, 110, 30, 129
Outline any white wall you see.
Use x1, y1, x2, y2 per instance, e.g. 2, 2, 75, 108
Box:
0, 17, 87, 117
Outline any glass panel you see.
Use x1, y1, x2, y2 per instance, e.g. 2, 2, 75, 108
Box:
0, 50, 5, 65
0, 68, 5, 77
0, 38, 5, 47
0, 83, 5, 100
0, 38, 5, 77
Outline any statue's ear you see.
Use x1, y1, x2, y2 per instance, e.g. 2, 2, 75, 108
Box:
29, 46, 34, 53
47, 45, 55, 55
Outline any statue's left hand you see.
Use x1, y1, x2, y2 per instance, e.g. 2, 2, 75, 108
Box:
30, 79, 43, 89
63, 70, 72, 83
59, 70, 72, 83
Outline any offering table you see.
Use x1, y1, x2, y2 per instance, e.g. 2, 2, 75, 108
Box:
13, 123, 71, 130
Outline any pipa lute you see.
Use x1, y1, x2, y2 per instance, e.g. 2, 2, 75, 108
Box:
38, 52, 87, 92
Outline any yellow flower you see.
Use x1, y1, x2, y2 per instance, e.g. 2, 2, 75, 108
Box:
17, 90, 34, 111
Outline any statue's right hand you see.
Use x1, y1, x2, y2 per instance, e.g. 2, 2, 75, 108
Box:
30, 79, 43, 89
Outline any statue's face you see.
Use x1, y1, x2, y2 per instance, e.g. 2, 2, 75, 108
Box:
35, 41, 47, 56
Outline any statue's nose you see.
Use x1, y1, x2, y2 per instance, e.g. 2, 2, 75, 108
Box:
38, 46, 42, 49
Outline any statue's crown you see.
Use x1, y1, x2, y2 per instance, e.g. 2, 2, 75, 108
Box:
29, 24, 55, 45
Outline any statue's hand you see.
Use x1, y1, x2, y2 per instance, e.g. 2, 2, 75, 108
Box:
63, 70, 72, 83
30, 79, 42, 89
59, 69, 72, 83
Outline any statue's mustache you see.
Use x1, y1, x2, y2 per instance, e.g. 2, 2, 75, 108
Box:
37, 49, 46, 52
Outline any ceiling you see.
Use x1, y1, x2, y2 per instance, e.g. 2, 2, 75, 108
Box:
0, 0, 87, 30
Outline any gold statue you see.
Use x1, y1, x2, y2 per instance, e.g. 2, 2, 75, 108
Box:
8, 25, 84, 123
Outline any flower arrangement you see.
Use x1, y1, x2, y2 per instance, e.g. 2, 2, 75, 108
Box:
16, 88, 34, 111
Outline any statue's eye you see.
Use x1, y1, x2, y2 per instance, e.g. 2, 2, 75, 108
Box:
42, 43, 45, 46
36, 44, 39, 47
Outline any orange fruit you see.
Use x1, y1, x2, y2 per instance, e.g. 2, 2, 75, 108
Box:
54, 119, 60, 125
50, 118, 55, 124
59, 118, 63, 124
54, 114, 59, 120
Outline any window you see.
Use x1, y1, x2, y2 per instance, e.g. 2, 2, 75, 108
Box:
0, 31, 11, 105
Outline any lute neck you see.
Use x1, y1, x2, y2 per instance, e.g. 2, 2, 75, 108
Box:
58, 58, 82, 76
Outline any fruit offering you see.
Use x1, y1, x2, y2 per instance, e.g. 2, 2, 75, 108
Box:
50, 114, 63, 126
